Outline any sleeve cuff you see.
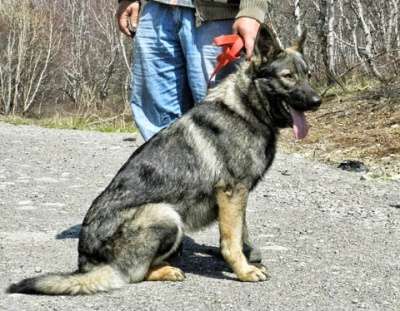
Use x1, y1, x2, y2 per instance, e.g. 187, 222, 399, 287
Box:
236, 8, 266, 24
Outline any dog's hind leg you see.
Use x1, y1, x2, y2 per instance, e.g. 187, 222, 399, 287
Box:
111, 203, 184, 283
217, 183, 269, 282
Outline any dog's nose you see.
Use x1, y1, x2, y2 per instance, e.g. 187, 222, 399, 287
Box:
311, 95, 321, 107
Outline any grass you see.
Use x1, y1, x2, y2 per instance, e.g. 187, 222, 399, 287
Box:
0, 114, 136, 133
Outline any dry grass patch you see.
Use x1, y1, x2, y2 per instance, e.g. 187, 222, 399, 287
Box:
279, 81, 400, 180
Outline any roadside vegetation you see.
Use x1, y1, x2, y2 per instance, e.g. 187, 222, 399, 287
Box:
280, 79, 400, 180
0, 113, 136, 133
0, 0, 399, 178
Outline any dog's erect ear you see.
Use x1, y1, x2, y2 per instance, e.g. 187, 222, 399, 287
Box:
253, 24, 284, 63
291, 29, 307, 54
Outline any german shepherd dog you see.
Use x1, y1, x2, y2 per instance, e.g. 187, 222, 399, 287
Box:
7, 25, 321, 295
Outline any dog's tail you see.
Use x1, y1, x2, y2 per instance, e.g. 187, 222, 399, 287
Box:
6, 265, 126, 295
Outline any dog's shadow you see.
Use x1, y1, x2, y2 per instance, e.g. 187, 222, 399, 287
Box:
56, 225, 234, 281
170, 236, 235, 281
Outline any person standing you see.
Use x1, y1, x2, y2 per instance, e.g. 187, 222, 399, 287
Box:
117, 0, 270, 141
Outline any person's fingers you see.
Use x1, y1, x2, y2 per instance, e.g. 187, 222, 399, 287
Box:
244, 35, 256, 60
118, 14, 132, 37
129, 1, 140, 32
232, 24, 251, 59
232, 25, 238, 34
232, 17, 260, 60
117, 8, 131, 37
116, 2, 139, 37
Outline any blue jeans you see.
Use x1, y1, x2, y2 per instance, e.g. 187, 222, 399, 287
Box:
130, 2, 234, 140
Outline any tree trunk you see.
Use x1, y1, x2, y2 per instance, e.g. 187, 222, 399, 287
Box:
351, 0, 385, 81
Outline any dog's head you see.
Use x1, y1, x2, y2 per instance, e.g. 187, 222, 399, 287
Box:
250, 24, 321, 139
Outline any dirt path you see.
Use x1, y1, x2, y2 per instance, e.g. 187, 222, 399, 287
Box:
0, 122, 399, 311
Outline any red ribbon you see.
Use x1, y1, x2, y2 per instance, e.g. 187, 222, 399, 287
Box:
209, 34, 244, 84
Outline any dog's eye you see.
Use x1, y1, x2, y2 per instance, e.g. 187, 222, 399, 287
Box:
307, 72, 312, 79
282, 73, 294, 79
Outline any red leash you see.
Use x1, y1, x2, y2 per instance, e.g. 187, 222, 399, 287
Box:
208, 34, 244, 84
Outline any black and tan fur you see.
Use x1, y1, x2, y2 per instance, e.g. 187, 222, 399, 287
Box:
7, 25, 321, 295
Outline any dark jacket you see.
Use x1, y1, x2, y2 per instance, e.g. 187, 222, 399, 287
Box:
119, 0, 270, 24
195, 0, 270, 24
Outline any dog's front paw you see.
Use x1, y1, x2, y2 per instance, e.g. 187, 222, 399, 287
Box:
237, 264, 269, 282
146, 265, 186, 282
164, 267, 186, 282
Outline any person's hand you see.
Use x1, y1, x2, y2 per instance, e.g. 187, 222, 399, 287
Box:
232, 17, 260, 60
116, 0, 140, 37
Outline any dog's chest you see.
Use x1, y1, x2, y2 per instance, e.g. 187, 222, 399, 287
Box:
177, 198, 218, 231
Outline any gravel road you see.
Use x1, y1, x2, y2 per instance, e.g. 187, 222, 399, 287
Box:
0, 122, 399, 311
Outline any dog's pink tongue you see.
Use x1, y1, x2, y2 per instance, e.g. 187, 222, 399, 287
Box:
290, 108, 309, 139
